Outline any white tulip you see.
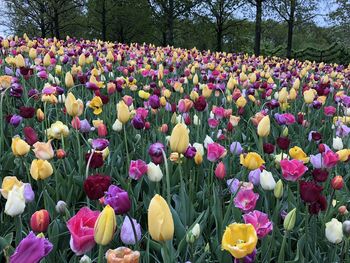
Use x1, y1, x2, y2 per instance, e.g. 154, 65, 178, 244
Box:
5, 185, 25, 217
204, 135, 214, 149
333, 137, 343, 150
325, 218, 343, 244
112, 119, 123, 132
260, 170, 276, 190
193, 114, 201, 126
147, 162, 163, 182
193, 143, 204, 155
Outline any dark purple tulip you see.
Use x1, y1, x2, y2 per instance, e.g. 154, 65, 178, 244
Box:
19, 106, 35, 119
148, 142, 165, 164
184, 146, 197, 159
10, 232, 53, 263
10, 83, 23, 98
91, 138, 109, 151
131, 114, 145, 130
28, 89, 39, 99
149, 95, 160, 109
104, 185, 131, 214
23, 126, 38, 145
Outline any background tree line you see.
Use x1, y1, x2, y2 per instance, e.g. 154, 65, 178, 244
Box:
1, 0, 349, 63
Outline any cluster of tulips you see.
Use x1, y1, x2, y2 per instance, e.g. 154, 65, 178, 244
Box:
0, 34, 350, 262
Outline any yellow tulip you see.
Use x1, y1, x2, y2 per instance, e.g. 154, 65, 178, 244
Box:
11, 137, 30, 156
289, 146, 309, 163
65, 92, 84, 117
292, 78, 300, 90
65, 72, 74, 88
30, 159, 53, 180
236, 96, 247, 108
169, 123, 189, 153
257, 115, 270, 137
89, 96, 103, 115
194, 152, 203, 165
278, 88, 288, 103
289, 88, 297, 100
304, 89, 317, 104
36, 108, 45, 122
0, 75, 12, 89
94, 205, 116, 245
15, 54, 25, 67
202, 85, 212, 98
0, 176, 22, 199
29, 48, 37, 59
148, 194, 174, 241
117, 101, 130, 124
43, 53, 51, 67
46, 121, 69, 139
240, 152, 265, 170
337, 149, 350, 162
222, 223, 258, 259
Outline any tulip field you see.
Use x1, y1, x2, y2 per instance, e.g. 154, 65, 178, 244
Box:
1, 35, 350, 263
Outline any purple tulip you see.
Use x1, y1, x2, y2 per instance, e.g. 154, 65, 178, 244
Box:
104, 185, 131, 214
10, 232, 53, 263
9, 115, 23, 127
230, 141, 243, 155
234, 249, 256, 263
80, 119, 93, 133
184, 146, 197, 159
148, 95, 160, 109
131, 114, 145, 130
248, 169, 261, 186
91, 138, 109, 151
148, 142, 165, 164
23, 184, 35, 203
120, 216, 142, 245
226, 178, 240, 194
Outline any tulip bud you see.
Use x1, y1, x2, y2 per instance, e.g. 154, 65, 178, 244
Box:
36, 109, 45, 122
147, 162, 163, 182
79, 255, 92, 263
94, 205, 116, 245
194, 152, 203, 165
214, 161, 226, 179
112, 119, 123, 132
30, 209, 50, 232
65, 72, 74, 88
339, 205, 348, 215
274, 179, 283, 199
98, 124, 108, 137
55, 200, 67, 214
331, 176, 344, 190
282, 127, 289, 137
117, 101, 130, 124
283, 208, 296, 231
56, 149, 66, 159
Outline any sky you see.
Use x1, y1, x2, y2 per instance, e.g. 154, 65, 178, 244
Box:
0, 1, 339, 37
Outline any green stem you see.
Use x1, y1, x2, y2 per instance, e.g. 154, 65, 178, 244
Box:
75, 130, 82, 175
97, 245, 104, 263
15, 215, 22, 246
278, 231, 288, 262
123, 124, 130, 172
161, 149, 171, 204
85, 149, 95, 207
0, 91, 4, 155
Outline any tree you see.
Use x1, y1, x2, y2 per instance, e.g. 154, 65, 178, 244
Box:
148, 0, 198, 46
198, 0, 242, 52
247, 0, 266, 56
329, 0, 350, 45
268, 0, 317, 58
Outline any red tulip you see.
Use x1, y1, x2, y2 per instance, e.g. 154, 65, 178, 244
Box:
331, 176, 344, 190
30, 209, 50, 232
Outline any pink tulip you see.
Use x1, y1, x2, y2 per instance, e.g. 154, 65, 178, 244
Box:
324, 106, 336, 116
66, 207, 100, 255
234, 189, 259, 213
323, 150, 339, 168
129, 160, 148, 180
207, 142, 227, 162
280, 159, 308, 181
243, 210, 273, 238
214, 161, 226, 179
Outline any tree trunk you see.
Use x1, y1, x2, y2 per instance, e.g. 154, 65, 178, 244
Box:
286, 0, 295, 59
166, 0, 174, 46
216, 22, 223, 52
254, 0, 262, 56
54, 9, 60, 39
101, 0, 107, 41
